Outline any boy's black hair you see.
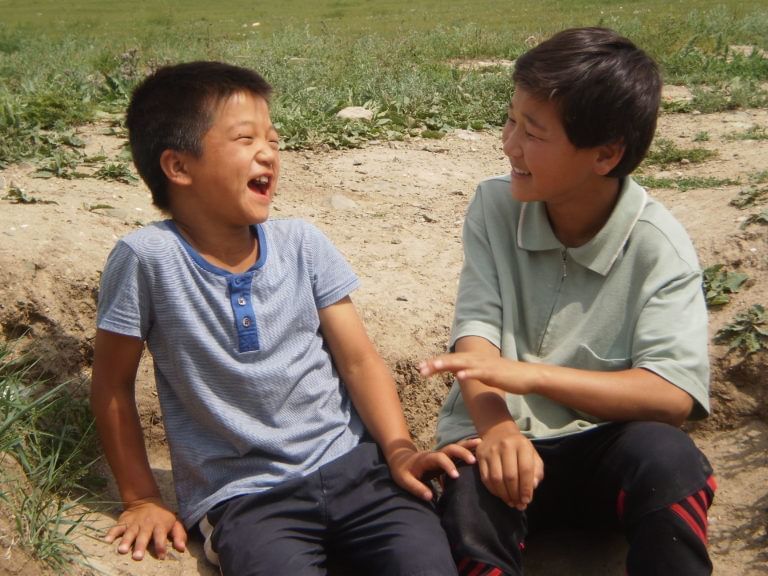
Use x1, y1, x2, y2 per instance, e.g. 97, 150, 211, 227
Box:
513, 27, 661, 178
126, 61, 272, 210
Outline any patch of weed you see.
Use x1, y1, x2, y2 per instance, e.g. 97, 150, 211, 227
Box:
0, 341, 103, 571
714, 304, 768, 356
693, 131, 710, 142
702, 264, 749, 307
3, 185, 58, 205
636, 175, 738, 192
726, 124, 768, 141
740, 209, 768, 229
643, 138, 717, 167
729, 186, 768, 209
93, 162, 138, 184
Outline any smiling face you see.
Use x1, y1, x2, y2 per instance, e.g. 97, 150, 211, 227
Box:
174, 91, 280, 227
502, 88, 605, 207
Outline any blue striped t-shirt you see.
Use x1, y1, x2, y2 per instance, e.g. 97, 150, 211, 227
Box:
97, 218, 365, 526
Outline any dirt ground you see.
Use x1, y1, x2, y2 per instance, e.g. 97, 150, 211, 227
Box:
0, 96, 766, 574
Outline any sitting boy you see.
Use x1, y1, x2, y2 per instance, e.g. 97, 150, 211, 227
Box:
90, 61, 475, 575
419, 28, 716, 575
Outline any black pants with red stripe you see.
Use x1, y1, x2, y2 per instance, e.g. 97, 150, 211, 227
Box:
439, 422, 716, 576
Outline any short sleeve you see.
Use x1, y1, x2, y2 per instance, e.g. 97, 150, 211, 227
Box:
633, 269, 710, 418
96, 241, 151, 339
303, 223, 360, 309
451, 189, 504, 350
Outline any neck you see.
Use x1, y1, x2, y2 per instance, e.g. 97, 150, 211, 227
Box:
547, 178, 621, 247
173, 218, 259, 274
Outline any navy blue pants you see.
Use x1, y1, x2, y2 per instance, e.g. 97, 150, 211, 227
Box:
439, 422, 716, 576
206, 441, 457, 576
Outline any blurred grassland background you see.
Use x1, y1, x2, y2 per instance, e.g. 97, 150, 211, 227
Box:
1, 0, 767, 162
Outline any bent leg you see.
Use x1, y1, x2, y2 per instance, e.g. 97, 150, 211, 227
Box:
439, 463, 526, 576
601, 422, 716, 576
207, 475, 327, 576
324, 442, 458, 576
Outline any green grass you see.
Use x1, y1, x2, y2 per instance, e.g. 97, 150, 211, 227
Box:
0, 0, 767, 165
636, 175, 738, 192
642, 138, 718, 168
0, 340, 102, 572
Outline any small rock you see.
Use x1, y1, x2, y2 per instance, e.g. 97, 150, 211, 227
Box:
454, 129, 479, 141
352, 160, 363, 166
396, 296, 408, 302
421, 213, 438, 223
336, 107, 373, 121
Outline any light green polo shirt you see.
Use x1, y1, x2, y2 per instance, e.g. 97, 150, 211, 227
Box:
435, 175, 710, 447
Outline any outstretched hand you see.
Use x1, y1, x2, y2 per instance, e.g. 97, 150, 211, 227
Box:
419, 353, 537, 396
104, 497, 187, 561
386, 439, 481, 501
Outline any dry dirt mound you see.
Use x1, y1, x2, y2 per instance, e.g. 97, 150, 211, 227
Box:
0, 108, 766, 575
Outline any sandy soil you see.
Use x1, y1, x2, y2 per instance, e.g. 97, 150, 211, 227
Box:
0, 102, 766, 575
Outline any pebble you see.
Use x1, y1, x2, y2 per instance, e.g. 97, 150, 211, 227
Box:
328, 194, 358, 210
336, 106, 373, 121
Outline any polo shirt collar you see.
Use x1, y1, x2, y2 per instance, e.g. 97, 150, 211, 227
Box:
517, 177, 648, 276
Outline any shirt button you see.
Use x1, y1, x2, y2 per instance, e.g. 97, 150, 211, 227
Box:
233, 277, 242, 286
237, 296, 246, 306
242, 317, 251, 328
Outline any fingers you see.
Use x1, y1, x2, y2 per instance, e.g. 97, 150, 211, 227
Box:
396, 471, 434, 501
104, 522, 126, 544
439, 442, 478, 466
129, 525, 151, 560
418, 354, 472, 377
171, 521, 188, 553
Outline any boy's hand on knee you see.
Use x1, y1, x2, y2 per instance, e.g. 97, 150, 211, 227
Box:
105, 497, 187, 561
387, 444, 477, 501
476, 422, 544, 510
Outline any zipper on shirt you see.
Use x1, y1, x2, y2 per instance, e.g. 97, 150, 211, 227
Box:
536, 249, 568, 356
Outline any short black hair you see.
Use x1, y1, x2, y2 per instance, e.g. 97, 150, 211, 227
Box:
513, 27, 661, 177
126, 61, 272, 210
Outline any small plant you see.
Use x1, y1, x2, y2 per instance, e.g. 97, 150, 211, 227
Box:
729, 186, 768, 209
3, 185, 58, 205
33, 150, 87, 180
749, 170, 768, 185
702, 264, 748, 307
93, 162, 138, 184
714, 304, 768, 356
692, 131, 710, 142
643, 138, 717, 167
740, 209, 768, 229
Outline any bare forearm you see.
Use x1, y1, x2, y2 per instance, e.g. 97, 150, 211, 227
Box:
530, 364, 693, 426
91, 385, 161, 504
342, 354, 417, 459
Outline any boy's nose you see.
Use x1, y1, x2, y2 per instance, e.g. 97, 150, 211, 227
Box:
502, 132, 522, 158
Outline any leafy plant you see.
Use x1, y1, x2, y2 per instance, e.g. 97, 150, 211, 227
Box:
93, 162, 138, 184
702, 264, 748, 307
729, 186, 768, 209
726, 124, 768, 141
3, 185, 58, 205
739, 209, 768, 229
714, 304, 768, 355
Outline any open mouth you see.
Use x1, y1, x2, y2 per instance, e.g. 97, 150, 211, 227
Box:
248, 175, 271, 195
511, 167, 531, 176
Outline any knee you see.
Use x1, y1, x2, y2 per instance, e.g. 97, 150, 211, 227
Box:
618, 423, 713, 518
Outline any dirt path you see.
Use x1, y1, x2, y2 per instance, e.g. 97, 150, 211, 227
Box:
0, 106, 766, 575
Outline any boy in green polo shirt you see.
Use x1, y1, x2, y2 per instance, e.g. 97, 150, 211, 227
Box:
419, 27, 716, 575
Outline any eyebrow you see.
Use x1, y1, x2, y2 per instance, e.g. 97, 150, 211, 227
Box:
509, 104, 547, 132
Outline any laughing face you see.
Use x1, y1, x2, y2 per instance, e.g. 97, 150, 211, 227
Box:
181, 91, 280, 227
502, 88, 604, 207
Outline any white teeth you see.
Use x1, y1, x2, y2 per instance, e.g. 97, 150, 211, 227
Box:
255, 176, 269, 184
512, 167, 530, 176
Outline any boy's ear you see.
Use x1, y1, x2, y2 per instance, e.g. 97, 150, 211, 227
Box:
159, 149, 193, 186
593, 140, 625, 176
